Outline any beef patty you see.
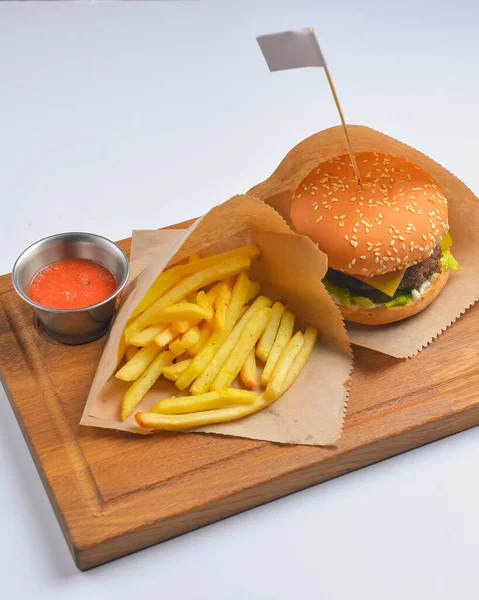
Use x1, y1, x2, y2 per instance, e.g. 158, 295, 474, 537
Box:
326, 245, 442, 304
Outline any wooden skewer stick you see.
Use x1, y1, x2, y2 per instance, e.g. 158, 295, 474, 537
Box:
323, 65, 363, 192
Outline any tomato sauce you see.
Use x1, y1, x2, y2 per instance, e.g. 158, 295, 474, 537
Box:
29, 259, 117, 310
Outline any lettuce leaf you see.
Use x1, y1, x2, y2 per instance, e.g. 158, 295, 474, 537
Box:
350, 296, 376, 308
441, 249, 462, 271
383, 294, 412, 308
322, 279, 351, 307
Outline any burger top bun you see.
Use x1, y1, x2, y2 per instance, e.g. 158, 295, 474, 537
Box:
291, 152, 449, 278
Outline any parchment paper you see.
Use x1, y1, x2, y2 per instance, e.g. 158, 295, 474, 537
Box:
248, 125, 479, 358
81, 195, 353, 446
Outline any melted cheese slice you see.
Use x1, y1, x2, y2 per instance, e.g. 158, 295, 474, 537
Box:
353, 269, 406, 297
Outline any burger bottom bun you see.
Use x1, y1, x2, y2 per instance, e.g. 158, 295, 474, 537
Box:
339, 269, 450, 325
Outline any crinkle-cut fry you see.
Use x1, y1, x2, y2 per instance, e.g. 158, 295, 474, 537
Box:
125, 255, 250, 343
163, 358, 192, 382
125, 345, 139, 361
225, 271, 250, 331
211, 307, 272, 392
115, 343, 161, 381
245, 281, 261, 304
281, 326, 318, 393
256, 302, 285, 362
190, 296, 273, 395
187, 322, 214, 356
175, 329, 229, 390
215, 281, 232, 331
130, 244, 260, 320
136, 391, 275, 431
264, 331, 304, 401
240, 348, 258, 388
188, 253, 201, 263
121, 351, 173, 420
261, 310, 295, 386
154, 327, 180, 348
129, 324, 168, 347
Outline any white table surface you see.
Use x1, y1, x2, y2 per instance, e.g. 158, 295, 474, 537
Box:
1, 1, 478, 597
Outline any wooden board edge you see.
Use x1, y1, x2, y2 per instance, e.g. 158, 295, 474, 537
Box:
76, 407, 466, 570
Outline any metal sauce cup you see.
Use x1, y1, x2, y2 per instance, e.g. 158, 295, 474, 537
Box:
12, 232, 130, 345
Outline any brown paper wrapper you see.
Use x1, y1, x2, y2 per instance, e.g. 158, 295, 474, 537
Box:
248, 125, 479, 358
81, 195, 353, 446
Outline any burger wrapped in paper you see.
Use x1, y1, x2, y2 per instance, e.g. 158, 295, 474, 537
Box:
291, 152, 461, 325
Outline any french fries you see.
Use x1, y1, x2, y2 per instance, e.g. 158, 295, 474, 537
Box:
150, 389, 258, 415
163, 358, 192, 382
281, 326, 318, 393
125, 255, 251, 343
190, 296, 272, 395
240, 348, 257, 388
115, 343, 161, 382
264, 331, 304, 401
261, 310, 295, 385
211, 307, 272, 391
256, 301, 285, 362
215, 281, 232, 331
121, 351, 173, 420
114, 243, 318, 431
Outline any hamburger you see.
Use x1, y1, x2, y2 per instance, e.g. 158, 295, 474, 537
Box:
291, 152, 461, 325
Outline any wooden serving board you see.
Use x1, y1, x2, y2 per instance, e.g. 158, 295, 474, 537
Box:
1, 221, 479, 571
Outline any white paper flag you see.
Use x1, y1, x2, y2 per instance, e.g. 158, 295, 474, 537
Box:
256, 28, 326, 72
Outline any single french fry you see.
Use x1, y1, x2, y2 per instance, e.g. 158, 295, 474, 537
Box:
125, 345, 139, 361
150, 391, 221, 414
117, 334, 126, 367
187, 322, 214, 356
240, 348, 258, 388
219, 388, 258, 404
215, 281, 232, 331
129, 324, 168, 347
154, 327, 180, 348
245, 281, 261, 304
125, 255, 250, 343
264, 332, 304, 401
197, 290, 213, 316
190, 296, 273, 395
256, 302, 286, 362
130, 244, 260, 320
188, 253, 201, 263
163, 358, 192, 382
136, 393, 268, 431
115, 343, 161, 381
175, 329, 229, 390
171, 319, 193, 334
225, 271, 250, 331
281, 326, 318, 393
120, 351, 173, 420
147, 301, 213, 324
150, 388, 258, 415
261, 310, 295, 385
211, 307, 272, 391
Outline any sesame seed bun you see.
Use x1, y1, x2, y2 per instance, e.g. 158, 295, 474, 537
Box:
291, 152, 449, 278
338, 269, 449, 325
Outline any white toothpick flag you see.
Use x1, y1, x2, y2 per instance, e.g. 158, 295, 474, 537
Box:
256, 28, 363, 191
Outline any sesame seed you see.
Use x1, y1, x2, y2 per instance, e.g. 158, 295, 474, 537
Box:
344, 234, 349, 240
360, 255, 367, 260
315, 216, 323, 223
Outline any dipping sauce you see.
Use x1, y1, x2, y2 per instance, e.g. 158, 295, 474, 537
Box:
29, 259, 117, 310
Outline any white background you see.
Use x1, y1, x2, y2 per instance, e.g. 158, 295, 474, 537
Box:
1, 1, 478, 598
